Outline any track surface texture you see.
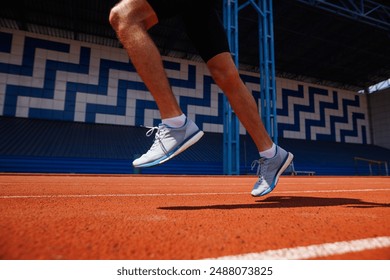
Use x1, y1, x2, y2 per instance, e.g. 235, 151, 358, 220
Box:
0, 174, 389, 260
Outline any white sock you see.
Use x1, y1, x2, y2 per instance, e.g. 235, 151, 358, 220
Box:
259, 143, 276, 159
162, 114, 186, 128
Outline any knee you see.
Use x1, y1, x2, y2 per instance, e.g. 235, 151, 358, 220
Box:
109, 3, 125, 32
109, 0, 139, 32
210, 65, 241, 91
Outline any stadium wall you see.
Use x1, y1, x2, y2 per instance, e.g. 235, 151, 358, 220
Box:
0, 28, 370, 145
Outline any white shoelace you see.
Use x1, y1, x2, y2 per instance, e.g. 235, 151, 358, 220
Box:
251, 158, 266, 179
144, 125, 169, 154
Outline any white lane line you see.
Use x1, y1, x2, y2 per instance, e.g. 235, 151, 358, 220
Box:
0, 192, 248, 199
206, 236, 390, 260
0, 188, 389, 199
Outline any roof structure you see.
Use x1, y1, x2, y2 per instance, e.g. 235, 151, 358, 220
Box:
1, 0, 389, 91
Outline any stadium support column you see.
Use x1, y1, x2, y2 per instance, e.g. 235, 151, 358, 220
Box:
256, 0, 278, 144
222, 0, 278, 175
223, 0, 240, 175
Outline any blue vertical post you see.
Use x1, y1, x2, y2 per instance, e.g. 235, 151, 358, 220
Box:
257, 0, 278, 144
222, 0, 240, 175
222, 0, 278, 175
235, 0, 278, 143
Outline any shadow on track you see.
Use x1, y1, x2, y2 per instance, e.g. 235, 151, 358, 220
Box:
158, 196, 390, 211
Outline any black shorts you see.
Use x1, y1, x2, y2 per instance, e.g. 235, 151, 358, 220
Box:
146, 0, 230, 62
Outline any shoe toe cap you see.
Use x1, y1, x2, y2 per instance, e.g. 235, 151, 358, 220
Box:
251, 183, 269, 197
132, 159, 141, 167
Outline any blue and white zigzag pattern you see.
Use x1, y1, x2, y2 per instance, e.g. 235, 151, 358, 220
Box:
0, 30, 369, 144
277, 84, 369, 144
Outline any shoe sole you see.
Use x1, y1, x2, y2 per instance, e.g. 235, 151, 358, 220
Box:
252, 152, 294, 197
133, 130, 204, 168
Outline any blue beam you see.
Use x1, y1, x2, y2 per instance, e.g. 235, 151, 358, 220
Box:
297, 0, 390, 31
258, 0, 278, 143
222, 0, 240, 175
222, 0, 278, 176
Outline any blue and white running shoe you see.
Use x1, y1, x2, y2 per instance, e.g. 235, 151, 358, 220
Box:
132, 118, 204, 168
251, 146, 294, 197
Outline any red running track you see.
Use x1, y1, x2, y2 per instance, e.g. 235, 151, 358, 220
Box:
0, 174, 389, 260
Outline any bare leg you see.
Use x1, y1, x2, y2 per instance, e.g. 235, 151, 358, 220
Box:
109, 0, 182, 119
110, 1, 271, 151
207, 52, 273, 152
